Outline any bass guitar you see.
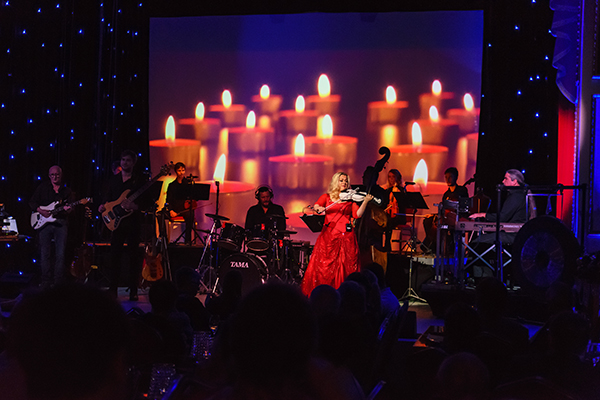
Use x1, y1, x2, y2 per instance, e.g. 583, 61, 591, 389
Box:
102, 163, 172, 231
30, 197, 92, 230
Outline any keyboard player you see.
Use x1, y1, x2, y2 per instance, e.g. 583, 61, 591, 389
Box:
468, 169, 529, 245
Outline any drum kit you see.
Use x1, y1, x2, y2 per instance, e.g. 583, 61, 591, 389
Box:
197, 212, 311, 294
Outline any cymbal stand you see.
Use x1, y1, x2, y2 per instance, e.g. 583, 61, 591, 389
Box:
279, 238, 295, 284
400, 208, 427, 303
197, 218, 220, 293
268, 229, 282, 281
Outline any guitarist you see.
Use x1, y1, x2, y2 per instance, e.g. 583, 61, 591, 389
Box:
98, 150, 144, 301
29, 165, 74, 288
166, 162, 194, 244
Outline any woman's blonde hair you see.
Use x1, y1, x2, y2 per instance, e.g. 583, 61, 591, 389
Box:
327, 172, 349, 200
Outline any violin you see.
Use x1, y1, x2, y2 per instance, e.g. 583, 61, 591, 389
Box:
339, 189, 382, 205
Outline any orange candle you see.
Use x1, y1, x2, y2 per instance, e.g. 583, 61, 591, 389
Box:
149, 116, 201, 178
209, 90, 246, 127
367, 86, 409, 125
305, 74, 341, 115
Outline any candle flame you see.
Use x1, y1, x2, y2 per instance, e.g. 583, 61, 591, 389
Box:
411, 122, 423, 147
321, 115, 333, 139
260, 84, 270, 99
222, 90, 232, 108
385, 86, 397, 104
213, 154, 226, 183
165, 115, 176, 145
317, 74, 331, 98
432, 80, 442, 96
295, 95, 305, 113
294, 134, 305, 157
413, 159, 429, 187
429, 106, 440, 122
195, 102, 205, 120
463, 93, 474, 111
246, 111, 256, 129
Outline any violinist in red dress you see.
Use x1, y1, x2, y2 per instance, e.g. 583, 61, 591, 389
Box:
301, 172, 373, 296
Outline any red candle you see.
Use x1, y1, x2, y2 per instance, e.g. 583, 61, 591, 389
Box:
418, 80, 454, 119
406, 118, 460, 147
367, 86, 409, 125
447, 94, 480, 133
388, 144, 448, 182
228, 111, 275, 153
306, 74, 340, 115
269, 134, 334, 189
304, 135, 358, 167
209, 90, 247, 127
251, 85, 283, 115
178, 117, 221, 142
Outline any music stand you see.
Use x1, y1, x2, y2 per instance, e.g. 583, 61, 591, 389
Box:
300, 214, 326, 232
171, 183, 210, 245
393, 191, 429, 303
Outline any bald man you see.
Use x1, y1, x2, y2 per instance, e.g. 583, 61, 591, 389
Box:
29, 166, 74, 288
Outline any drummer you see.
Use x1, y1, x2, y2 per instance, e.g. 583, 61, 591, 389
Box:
245, 185, 287, 232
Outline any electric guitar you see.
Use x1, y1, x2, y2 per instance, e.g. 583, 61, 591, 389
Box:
101, 163, 172, 231
30, 197, 92, 230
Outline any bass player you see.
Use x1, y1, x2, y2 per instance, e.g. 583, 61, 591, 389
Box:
98, 150, 144, 301
29, 165, 74, 289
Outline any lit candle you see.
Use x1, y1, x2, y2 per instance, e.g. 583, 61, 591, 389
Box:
209, 90, 247, 127
304, 115, 358, 167
279, 95, 319, 149
409, 159, 447, 198
228, 111, 275, 153
196, 154, 255, 230
306, 74, 341, 116
407, 106, 460, 146
149, 115, 201, 178
251, 84, 283, 116
268, 134, 334, 190
447, 93, 480, 133
455, 132, 478, 191
178, 102, 222, 142
199, 128, 229, 181
418, 80, 454, 119
367, 86, 409, 125
388, 122, 449, 182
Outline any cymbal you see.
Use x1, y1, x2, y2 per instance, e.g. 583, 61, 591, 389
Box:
269, 214, 289, 219
205, 213, 230, 221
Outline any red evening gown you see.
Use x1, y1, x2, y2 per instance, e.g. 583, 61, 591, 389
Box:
301, 194, 360, 296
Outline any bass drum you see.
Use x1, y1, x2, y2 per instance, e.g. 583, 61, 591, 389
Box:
219, 252, 267, 295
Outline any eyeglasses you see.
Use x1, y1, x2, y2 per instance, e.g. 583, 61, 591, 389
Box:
50, 174, 61, 177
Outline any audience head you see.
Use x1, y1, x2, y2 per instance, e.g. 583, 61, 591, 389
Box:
149, 279, 179, 314
174, 266, 201, 296
364, 262, 387, 289
548, 311, 590, 356
434, 352, 490, 400
443, 302, 481, 354
475, 277, 507, 318
7, 284, 130, 399
337, 280, 367, 317
309, 284, 341, 317
228, 283, 317, 387
221, 269, 243, 297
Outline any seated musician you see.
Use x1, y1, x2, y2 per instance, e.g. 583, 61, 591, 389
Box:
166, 162, 194, 244
382, 169, 406, 251
244, 185, 287, 235
469, 169, 530, 245
422, 167, 469, 253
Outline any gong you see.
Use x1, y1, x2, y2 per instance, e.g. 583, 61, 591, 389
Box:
512, 215, 581, 299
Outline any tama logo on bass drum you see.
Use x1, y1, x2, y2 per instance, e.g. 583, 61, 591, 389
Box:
230, 261, 250, 269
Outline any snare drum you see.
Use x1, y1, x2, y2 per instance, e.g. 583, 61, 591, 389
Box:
218, 223, 245, 252
245, 224, 270, 252
219, 252, 267, 295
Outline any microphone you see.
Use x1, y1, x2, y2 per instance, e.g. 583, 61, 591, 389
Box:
187, 174, 199, 179
404, 181, 416, 186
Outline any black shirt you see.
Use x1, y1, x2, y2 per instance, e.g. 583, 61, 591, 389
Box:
442, 185, 469, 202
485, 188, 527, 223
166, 178, 192, 214
29, 182, 73, 220
103, 172, 144, 204
244, 203, 287, 231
